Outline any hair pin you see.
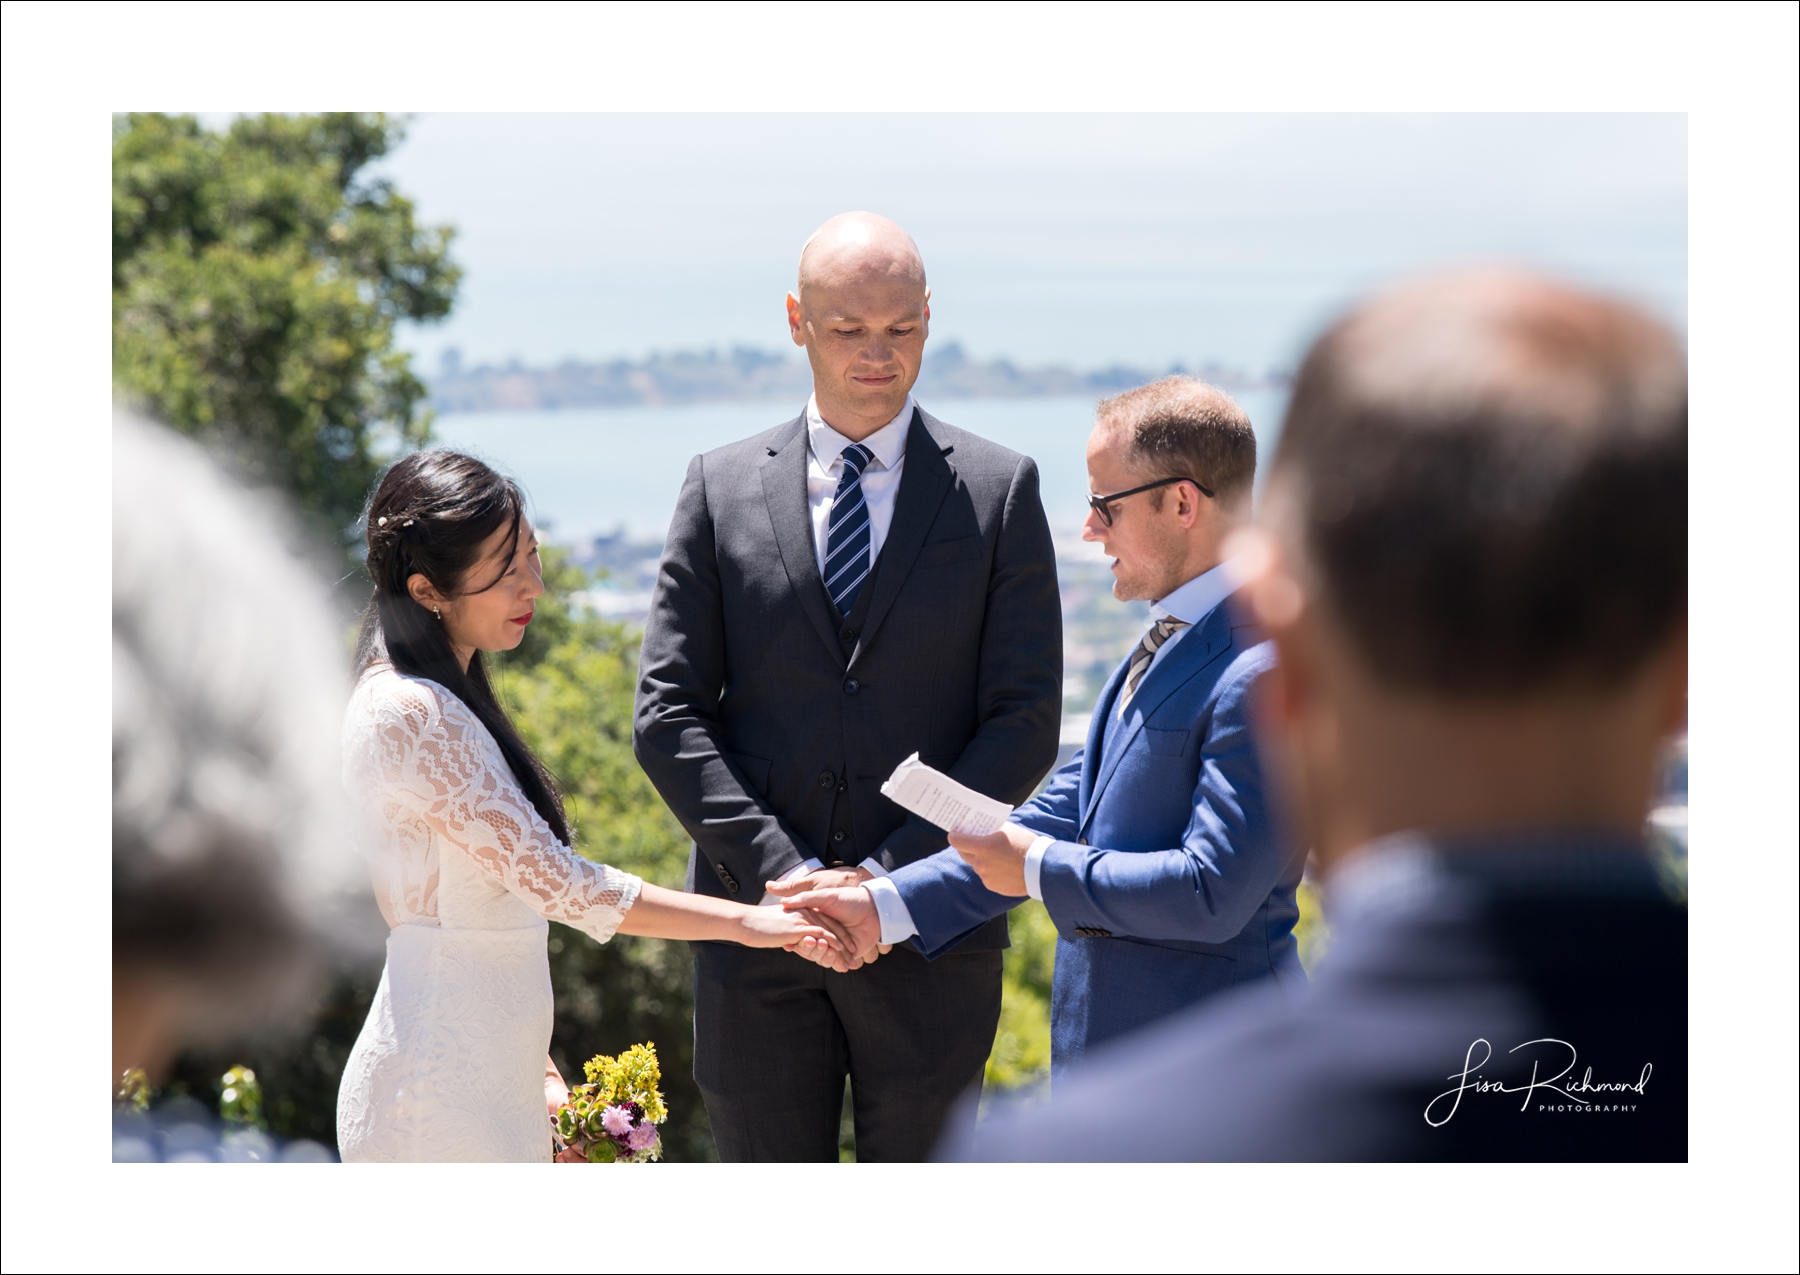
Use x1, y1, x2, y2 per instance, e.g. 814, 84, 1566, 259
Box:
377, 516, 388, 526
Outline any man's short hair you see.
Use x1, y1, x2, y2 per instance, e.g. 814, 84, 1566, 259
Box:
1271, 271, 1686, 696
1097, 376, 1257, 512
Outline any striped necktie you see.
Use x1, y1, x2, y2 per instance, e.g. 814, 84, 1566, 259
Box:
1118, 615, 1189, 716
824, 443, 876, 615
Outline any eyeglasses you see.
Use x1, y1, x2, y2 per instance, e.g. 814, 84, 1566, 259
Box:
1086, 476, 1214, 527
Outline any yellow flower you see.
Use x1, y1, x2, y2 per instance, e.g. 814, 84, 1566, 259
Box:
580, 1042, 666, 1125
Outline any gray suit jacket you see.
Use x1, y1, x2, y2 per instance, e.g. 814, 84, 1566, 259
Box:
633, 404, 1063, 952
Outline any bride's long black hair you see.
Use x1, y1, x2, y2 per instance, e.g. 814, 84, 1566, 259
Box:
355, 450, 570, 845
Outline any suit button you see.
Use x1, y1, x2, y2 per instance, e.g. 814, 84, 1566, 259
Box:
715, 864, 739, 894
841, 628, 858, 641
843, 679, 860, 695
832, 830, 846, 843
818, 771, 834, 788
837, 780, 848, 792
1074, 926, 1111, 938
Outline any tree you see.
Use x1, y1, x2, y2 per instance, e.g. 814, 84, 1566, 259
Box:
112, 112, 459, 548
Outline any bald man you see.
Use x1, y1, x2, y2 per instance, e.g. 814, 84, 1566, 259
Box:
969, 271, 1688, 1161
633, 213, 1061, 1161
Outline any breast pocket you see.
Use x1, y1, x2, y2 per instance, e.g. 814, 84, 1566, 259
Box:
914, 535, 984, 569
1143, 726, 1191, 757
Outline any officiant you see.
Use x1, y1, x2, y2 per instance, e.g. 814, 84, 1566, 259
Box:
632, 212, 1062, 1161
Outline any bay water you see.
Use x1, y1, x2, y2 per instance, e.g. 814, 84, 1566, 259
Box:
433, 389, 1291, 545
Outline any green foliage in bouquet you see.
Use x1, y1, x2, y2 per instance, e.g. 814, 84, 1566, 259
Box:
581, 1043, 668, 1125
556, 1044, 668, 1163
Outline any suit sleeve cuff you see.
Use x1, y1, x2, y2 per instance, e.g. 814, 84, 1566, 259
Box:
1023, 836, 1054, 901
861, 873, 919, 945
758, 857, 824, 905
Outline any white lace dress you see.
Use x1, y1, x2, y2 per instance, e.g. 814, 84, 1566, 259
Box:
336, 665, 642, 1162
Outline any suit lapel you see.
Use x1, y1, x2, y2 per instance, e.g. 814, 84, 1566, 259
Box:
1077, 656, 1130, 823
851, 407, 954, 659
759, 412, 844, 666
1080, 602, 1238, 834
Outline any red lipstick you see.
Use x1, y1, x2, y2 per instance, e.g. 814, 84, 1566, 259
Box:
511, 610, 534, 626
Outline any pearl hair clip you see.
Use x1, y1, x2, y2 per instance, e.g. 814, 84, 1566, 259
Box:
375, 516, 417, 527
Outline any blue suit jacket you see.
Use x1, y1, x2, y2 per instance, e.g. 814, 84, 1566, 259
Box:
888, 594, 1304, 1066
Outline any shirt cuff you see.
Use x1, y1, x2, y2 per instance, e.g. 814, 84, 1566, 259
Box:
1023, 836, 1054, 901
758, 857, 824, 905
862, 874, 919, 945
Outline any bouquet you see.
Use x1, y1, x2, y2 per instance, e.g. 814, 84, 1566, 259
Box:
553, 1042, 667, 1163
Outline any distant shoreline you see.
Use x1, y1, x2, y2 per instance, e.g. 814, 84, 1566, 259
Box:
428, 341, 1291, 415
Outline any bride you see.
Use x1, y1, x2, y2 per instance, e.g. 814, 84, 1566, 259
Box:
337, 450, 838, 1162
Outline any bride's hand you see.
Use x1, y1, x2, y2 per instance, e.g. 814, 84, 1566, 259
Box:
544, 1056, 570, 1121
734, 902, 847, 953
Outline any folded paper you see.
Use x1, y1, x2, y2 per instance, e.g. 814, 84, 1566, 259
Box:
879, 752, 1014, 836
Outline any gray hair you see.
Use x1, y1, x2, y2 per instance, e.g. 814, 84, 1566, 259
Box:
113, 410, 364, 1038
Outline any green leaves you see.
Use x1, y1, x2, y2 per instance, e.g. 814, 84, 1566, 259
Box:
111, 113, 459, 548
986, 901, 1056, 1094
218, 1065, 265, 1129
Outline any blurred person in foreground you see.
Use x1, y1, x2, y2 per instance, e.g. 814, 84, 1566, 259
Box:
634, 212, 1062, 1160
784, 378, 1304, 1075
113, 409, 358, 1162
964, 270, 1688, 1161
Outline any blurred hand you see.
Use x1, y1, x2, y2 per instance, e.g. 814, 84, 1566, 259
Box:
947, 822, 1038, 897
780, 886, 889, 971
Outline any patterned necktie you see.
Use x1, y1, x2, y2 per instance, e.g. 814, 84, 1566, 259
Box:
824, 443, 876, 615
1118, 616, 1190, 716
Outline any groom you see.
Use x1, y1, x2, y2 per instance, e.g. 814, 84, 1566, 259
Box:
785, 377, 1305, 1071
633, 212, 1062, 1160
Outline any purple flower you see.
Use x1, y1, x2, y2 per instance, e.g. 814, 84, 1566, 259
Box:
626, 1123, 660, 1153
600, 1105, 634, 1138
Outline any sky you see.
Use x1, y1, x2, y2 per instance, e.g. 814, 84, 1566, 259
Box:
369, 113, 1687, 376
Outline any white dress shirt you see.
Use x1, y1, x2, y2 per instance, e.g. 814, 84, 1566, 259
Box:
760, 393, 917, 902
866, 556, 1249, 937
805, 392, 914, 580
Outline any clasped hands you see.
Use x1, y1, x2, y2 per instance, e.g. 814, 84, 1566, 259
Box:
770, 823, 1038, 972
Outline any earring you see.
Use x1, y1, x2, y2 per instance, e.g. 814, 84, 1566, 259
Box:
432, 606, 442, 620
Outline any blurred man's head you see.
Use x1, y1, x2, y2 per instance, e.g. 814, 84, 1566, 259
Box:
1240, 271, 1687, 863
787, 212, 930, 439
113, 411, 357, 1082
1084, 376, 1257, 601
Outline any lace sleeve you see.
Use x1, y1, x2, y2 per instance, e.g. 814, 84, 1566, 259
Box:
358, 672, 642, 943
